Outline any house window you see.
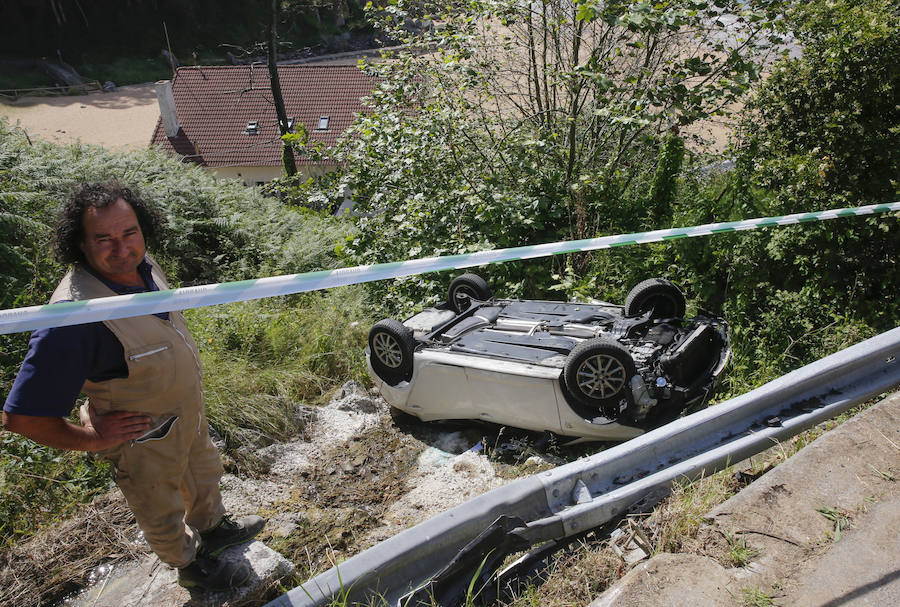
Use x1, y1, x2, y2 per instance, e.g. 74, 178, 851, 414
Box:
317, 116, 330, 131
245, 121, 259, 135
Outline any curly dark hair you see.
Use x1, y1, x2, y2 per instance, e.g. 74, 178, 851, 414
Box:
52, 181, 165, 266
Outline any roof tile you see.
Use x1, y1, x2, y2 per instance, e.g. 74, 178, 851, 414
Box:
149, 65, 377, 167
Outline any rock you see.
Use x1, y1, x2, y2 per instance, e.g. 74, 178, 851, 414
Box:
102, 81, 117, 92
208, 424, 225, 446
524, 453, 566, 468
66, 541, 293, 607
43, 61, 85, 86
332, 380, 362, 401
327, 380, 384, 414
267, 512, 305, 538
292, 402, 317, 429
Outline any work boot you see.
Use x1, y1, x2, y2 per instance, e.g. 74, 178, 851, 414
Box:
200, 514, 266, 557
177, 554, 251, 591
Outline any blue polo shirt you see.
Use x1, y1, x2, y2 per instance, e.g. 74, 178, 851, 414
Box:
3, 259, 169, 418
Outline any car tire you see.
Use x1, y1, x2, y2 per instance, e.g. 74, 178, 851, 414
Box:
368, 319, 416, 386
563, 338, 636, 416
624, 278, 686, 319
448, 273, 493, 313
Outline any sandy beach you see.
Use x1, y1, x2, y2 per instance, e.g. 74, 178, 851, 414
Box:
0, 83, 160, 150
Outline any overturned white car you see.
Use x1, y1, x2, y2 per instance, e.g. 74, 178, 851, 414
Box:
366, 274, 730, 441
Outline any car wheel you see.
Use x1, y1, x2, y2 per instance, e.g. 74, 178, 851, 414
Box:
448, 273, 493, 313
624, 278, 686, 319
368, 319, 416, 386
564, 338, 636, 415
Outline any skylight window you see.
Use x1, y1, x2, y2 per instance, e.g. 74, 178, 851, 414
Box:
317, 116, 330, 131
245, 120, 259, 135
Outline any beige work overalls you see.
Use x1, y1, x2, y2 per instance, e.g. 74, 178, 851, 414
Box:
50, 258, 225, 568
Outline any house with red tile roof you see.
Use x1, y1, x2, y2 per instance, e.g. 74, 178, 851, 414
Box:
150, 64, 377, 185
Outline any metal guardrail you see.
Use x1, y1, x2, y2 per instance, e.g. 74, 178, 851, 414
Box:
266, 326, 900, 607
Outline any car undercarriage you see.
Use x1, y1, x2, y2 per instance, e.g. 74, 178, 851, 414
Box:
367, 275, 730, 440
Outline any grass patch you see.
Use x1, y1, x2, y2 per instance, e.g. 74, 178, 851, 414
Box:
645, 471, 742, 555
187, 286, 372, 454
504, 541, 621, 607
263, 423, 425, 575
868, 464, 896, 482
0, 70, 57, 93
726, 534, 760, 567
741, 586, 778, 607
815, 506, 852, 542
0, 493, 147, 607
0, 429, 112, 546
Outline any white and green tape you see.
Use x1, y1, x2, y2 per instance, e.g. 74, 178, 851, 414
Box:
1, 201, 898, 335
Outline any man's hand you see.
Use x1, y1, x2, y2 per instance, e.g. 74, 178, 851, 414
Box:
2, 406, 151, 452
79, 402, 153, 448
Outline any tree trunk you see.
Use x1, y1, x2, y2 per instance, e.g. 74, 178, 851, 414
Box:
268, 0, 297, 177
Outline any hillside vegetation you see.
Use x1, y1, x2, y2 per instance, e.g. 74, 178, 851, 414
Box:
0, 0, 898, 603
0, 123, 371, 543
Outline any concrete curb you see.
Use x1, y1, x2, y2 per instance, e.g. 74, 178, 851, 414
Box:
590, 392, 900, 606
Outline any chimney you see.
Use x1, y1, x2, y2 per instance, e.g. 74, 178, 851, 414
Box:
155, 80, 181, 137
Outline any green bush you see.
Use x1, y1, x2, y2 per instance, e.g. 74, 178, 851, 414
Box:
0, 119, 354, 289
0, 120, 362, 542
742, 0, 899, 209
0, 429, 111, 544
718, 0, 900, 388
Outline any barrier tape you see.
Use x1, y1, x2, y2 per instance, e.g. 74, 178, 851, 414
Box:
1, 201, 898, 335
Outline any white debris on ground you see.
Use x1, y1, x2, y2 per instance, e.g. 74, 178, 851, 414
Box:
219, 381, 507, 544
219, 382, 389, 512
363, 439, 509, 545
53, 381, 561, 607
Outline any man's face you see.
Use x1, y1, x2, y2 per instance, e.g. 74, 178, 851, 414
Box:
79, 198, 147, 285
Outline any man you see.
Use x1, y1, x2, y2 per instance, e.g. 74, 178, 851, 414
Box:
2, 182, 264, 591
